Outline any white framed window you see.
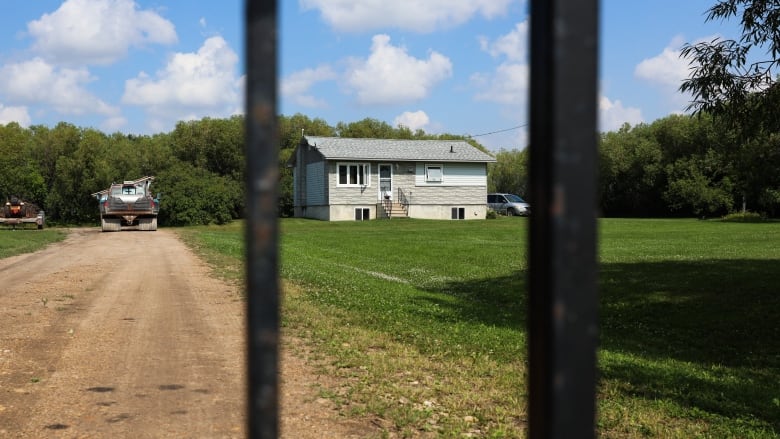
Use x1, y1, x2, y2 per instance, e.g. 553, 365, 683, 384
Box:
337, 163, 370, 187
425, 164, 443, 182
451, 207, 465, 220
354, 208, 371, 220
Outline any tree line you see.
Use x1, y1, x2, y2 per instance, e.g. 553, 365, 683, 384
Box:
0, 109, 778, 226
0, 117, 245, 226
491, 111, 780, 218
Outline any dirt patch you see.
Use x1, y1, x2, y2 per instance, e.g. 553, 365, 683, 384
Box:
0, 228, 379, 438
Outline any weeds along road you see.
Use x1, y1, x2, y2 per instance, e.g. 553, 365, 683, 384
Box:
0, 228, 245, 437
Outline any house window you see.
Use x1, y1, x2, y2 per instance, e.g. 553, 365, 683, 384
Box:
451, 207, 465, 220
425, 164, 443, 182
355, 208, 371, 221
338, 163, 370, 186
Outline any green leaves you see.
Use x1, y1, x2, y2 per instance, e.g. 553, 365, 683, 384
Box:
487, 149, 528, 196
681, 1, 780, 121
664, 154, 734, 216
156, 163, 243, 226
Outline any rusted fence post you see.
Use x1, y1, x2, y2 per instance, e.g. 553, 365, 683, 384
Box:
528, 0, 600, 437
245, 1, 279, 438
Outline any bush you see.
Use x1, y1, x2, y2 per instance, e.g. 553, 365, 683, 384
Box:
155, 163, 244, 226
486, 209, 499, 219
721, 211, 766, 223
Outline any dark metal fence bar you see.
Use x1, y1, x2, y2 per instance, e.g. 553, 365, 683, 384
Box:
245, 1, 279, 438
528, 0, 600, 437
243, 0, 600, 435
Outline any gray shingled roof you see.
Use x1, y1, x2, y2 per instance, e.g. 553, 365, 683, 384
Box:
304, 136, 496, 162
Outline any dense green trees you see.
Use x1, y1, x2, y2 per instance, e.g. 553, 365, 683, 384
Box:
677, 0, 780, 217
491, 112, 777, 217
0, 117, 246, 226
488, 148, 528, 197
1, 106, 779, 225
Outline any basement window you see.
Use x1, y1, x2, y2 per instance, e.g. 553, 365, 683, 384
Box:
451, 207, 465, 220
355, 208, 371, 221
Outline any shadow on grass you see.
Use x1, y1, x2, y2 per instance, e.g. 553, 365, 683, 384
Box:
408, 272, 528, 329
410, 258, 779, 429
413, 258, 779, 366
599, 259, 779, 369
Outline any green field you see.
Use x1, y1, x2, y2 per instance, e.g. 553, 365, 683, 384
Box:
0, 228, 66, 259
171, 218, 780, 437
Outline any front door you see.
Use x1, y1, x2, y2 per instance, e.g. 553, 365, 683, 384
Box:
379, 164, 392, 200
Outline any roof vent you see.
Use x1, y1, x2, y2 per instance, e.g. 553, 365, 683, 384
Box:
450, 145, 454, 153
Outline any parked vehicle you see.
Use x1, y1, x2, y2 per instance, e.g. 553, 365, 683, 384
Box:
487, 193, 530, 216
0, 196, 45, 229
92, 176, 159, 231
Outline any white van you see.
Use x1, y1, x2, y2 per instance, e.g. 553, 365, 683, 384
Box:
487, 193, 530, 216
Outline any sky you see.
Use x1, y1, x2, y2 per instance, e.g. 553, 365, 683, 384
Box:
0, 0, 742, 151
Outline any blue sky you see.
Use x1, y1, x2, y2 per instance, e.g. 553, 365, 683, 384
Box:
0, 0, 740, 151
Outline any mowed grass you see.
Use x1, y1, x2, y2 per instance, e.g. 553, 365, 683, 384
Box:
175, 221, 245, 286
0, 228, 66, 258
178, 217, 780, 438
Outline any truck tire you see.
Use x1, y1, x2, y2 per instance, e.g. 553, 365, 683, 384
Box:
101, 218, 121, 232
139, 217, 158, 231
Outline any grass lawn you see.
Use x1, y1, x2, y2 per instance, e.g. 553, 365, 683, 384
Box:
177, 217, 780, 438
0, 228, 66, 259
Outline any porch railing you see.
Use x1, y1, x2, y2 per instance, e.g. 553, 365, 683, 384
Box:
397, 187, 410, 211
380, 195, 392, 218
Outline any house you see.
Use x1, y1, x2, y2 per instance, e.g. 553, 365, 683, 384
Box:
289, 136, 496, 221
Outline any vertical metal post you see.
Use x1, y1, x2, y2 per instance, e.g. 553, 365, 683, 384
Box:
245, 1, 279, 437
528, 0, 599, 438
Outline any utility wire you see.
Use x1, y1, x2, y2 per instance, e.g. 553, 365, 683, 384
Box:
466, 124, 527, 138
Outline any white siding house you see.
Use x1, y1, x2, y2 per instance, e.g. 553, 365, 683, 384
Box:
290, 136, 496, 221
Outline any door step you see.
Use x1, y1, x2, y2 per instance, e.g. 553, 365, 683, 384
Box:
380, 202, 408, 218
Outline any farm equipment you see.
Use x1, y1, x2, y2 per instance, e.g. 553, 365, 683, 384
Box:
0, 196, 45, 229
92, 176, 159, 232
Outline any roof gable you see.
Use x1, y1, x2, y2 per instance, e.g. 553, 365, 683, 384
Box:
302, 136, 496, 162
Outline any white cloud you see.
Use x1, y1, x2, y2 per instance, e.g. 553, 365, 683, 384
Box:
28, 0, 177, 66
101, 116, 128, 132
0, 104, 31, 127
300, 0, 514, 33
472, 22, 529, 106
634, 37, 695, 112
468, 22, 530, 150
232, 75, 246, 116
0, 57, 119, 117
394, 110, 430, 131
479, 20, 528, 62
281, 65, 338, 108
346, 34, 452, 105
635, 47, 689, 89
472, 62, 528, 106
599, 96, 644, 132
122, 36, 242, 131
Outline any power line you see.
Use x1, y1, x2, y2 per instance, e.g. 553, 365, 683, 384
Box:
467, 124, 527, 138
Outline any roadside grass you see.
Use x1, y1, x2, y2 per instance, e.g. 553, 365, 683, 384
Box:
174, 221, 245, 287
179, 217, 780, 438
0, 228, 66, 259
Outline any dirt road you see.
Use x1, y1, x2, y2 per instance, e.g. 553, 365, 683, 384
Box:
0, 228, 377, 438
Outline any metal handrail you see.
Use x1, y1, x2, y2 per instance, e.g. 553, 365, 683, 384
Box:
380, 194, 392, 218
397, 188, 409, 209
